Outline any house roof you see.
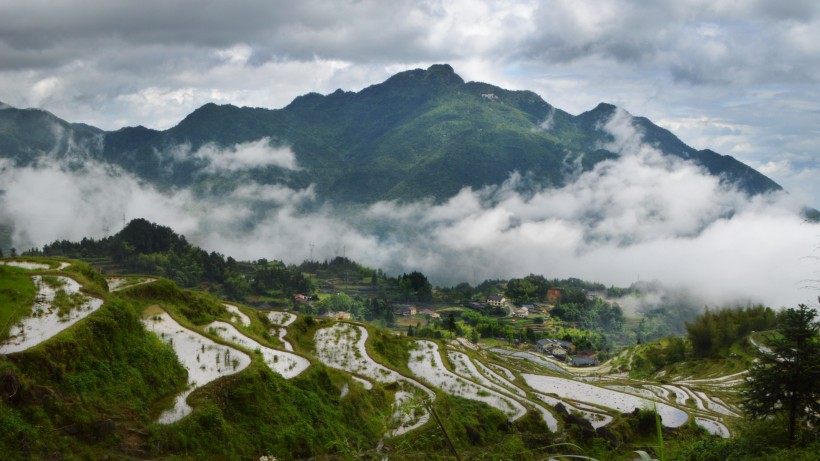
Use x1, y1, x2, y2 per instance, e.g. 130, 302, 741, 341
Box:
537, 338, 574, 348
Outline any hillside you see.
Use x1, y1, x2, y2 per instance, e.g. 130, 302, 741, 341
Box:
2, 256, 795, 460
0, 65, 781, 205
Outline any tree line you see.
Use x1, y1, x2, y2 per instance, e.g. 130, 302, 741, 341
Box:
26, 218, 314, 302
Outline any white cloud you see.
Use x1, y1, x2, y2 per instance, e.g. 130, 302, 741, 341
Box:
0, 1, 816, 208
1, 109, 815, 309
0, 0, 819, 307
175, 138, 300, 172
0, 159, 196, 247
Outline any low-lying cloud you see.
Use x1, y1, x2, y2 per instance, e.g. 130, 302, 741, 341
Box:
171, 137, 300, 172
0, 110, 815, 309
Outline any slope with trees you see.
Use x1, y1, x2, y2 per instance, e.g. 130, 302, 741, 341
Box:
741, 302, 820, 444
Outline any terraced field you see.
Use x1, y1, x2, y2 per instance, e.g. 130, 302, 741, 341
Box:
1, 259, 745, 441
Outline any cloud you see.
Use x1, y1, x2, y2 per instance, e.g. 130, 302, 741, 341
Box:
0, 159, 197, 247
1, 0, 818, 209
5, 109, 814, 310
180, 138, 300, 172
0, 2, 818, 306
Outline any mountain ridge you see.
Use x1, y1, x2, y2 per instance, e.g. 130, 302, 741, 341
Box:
0, 64, 782, 204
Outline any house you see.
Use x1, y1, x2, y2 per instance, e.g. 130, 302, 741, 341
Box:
420, 308, 440, 319
549, 347, 568, 361
487, 294, 506, 307
294, 294, 310, 304
536, 338, 576, 354
514, 307, 529, 318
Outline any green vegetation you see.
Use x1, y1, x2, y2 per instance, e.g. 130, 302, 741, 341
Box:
147, 366, 390, 460
51, 289, 86, 317
118, 279, 226, 326
0, 297, 187, 459
0, 265, 36, 338
623, 305, 780, 379
29, 218, 311, 303
741, 303, 820, 444
2, 256, 819, 460
0, 65, 780, 211
686, 305, 777, 358
674, 418, 820, 460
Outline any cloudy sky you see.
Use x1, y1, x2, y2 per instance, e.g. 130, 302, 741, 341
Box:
1, 0, 818, 307
2, 0, 819, 206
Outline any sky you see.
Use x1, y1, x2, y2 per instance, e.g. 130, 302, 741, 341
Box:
1, 0, 818, 307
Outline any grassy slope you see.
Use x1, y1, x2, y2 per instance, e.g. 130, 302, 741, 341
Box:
0, 264, 392, 460
5, 258, 812, 460
0, 265, 36, 339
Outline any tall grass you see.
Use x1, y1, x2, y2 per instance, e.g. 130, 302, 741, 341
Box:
0, 265, 36, 338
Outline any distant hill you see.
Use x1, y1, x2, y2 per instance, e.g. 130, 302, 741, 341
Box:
0, 65, 781, 204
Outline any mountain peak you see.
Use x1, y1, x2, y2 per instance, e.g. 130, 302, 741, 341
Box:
424, 63, 464, 84
575, 102, 618, 130
382, 63, 465, 88
593, 102, 617, 112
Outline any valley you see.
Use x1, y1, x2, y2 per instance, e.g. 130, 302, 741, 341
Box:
1, 255, 792, 460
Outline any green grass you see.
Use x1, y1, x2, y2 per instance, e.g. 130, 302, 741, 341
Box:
2, 258, 805, 460
0, 265, 36, 339
51, 288, 86, 318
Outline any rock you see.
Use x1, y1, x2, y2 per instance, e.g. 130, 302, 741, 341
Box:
93, 419, 116, 440
566, 412, 594, 432
596, 426, 620, 447
465, 425, 481, 445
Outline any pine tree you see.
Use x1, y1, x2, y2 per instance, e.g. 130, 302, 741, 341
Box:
741, 302, 820, 444
445, 313, 457, 332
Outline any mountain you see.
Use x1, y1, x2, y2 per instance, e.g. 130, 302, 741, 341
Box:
0, 65, 781, 204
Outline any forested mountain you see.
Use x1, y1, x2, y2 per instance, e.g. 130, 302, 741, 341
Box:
0, 64, 781, 203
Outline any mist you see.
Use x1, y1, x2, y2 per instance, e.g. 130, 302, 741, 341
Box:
0, 109, 816, 309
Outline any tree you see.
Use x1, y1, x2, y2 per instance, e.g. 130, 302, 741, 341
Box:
505, 278, 538, 303
741, 303, 820, 444
445, 313, 457, 332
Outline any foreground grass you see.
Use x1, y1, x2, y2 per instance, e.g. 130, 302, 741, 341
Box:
0, 265, 36, 339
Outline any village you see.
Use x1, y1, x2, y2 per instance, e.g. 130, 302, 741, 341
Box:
290, 287, 602, 368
